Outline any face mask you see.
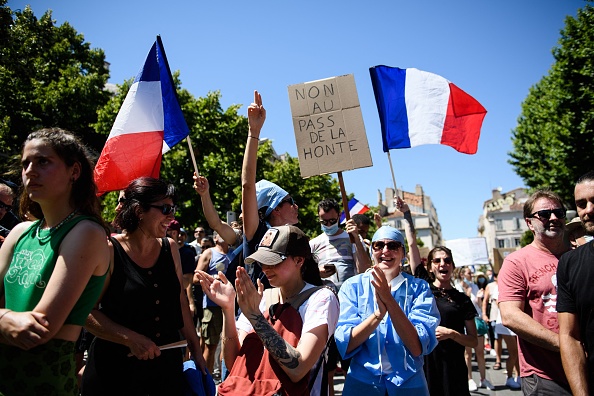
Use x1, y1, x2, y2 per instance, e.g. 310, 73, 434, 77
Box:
584, 235, 594, 243
321, 223, 339, 235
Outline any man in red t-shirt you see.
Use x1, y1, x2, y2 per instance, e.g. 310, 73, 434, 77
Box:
498, 189, 571, 395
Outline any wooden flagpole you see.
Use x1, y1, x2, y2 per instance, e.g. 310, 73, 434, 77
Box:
186, 136, 199, 177
337, 171, 355, 243
386, 151, 400, 198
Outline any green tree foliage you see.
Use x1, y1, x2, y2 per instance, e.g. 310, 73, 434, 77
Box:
262, 152, 341, 236
95, 76, 342, 236
520, 229, 534, 247
509, 5, 594, 207
0, 4, 110, 175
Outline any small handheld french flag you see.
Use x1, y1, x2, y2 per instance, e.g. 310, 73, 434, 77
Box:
340, 198, 371, 224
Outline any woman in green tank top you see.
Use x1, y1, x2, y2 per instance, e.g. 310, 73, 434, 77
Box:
0, 128, 110, 396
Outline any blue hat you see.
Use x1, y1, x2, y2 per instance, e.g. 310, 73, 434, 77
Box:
255, 179, 289, 217
372, 226, 406, 256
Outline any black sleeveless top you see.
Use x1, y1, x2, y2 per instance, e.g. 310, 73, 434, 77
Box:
100, 237, 184, 344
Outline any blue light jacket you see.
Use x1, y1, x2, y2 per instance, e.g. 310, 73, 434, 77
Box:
335, 271, 439, 392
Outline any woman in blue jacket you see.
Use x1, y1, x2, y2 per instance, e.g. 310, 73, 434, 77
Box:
335, 226, 440, 396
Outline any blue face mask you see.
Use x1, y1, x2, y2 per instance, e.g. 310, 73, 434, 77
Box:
584, 235, 594, 243
321, 223, 339, 235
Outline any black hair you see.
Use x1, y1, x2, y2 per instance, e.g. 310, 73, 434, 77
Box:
317, 198, 340, 214
352, 213, 371, 226
113, 177, 175, 232
577, 171, 594, 185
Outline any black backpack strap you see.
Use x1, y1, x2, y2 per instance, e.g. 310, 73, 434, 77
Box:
289, 286, 324, 309
308, 335, 332, 395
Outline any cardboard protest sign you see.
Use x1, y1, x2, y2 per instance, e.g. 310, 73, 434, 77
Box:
445, 237, 490, 267
288, 74, 373, 178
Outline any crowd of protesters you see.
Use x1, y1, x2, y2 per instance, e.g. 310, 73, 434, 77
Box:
1, 94, 593, 396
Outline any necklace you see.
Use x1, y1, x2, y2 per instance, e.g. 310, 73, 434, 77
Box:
36, 210, 77, 242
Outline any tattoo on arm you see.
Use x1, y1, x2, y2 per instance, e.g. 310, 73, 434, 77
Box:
249, 313, 301, 369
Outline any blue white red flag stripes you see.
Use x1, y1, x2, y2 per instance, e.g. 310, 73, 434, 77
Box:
94, 36, 189, 195
340, 198, 371, 224
369, 66, 487, 155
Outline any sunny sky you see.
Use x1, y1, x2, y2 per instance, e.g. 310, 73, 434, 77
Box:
9, 0, 586, 240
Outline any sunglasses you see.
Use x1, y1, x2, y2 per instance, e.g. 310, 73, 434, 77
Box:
280, 196, 296, 207
432, 257, 453, 264
372, 241, 403, 251
149, 204, 177, 215
530, 208, 566, 221
319, 218, 339, 226
0, 201, 12, 211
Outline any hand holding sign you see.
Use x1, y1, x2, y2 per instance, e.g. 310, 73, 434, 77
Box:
247, 90, 266, 136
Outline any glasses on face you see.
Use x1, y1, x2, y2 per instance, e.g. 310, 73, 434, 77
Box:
149, 204, 177, 215
432, 257, 453, 264
195, 229, 205, 235
319, 217, 339, 226
280, 196, 296, 207
530, 208, 566, 221
0, 201, 12, 211
371, 240, 403, 252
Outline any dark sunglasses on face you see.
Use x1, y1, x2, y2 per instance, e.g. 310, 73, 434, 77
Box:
0, 201, 12, 211
372, 240, 403, 251
530, 208, 566, 221
319, 218, 339, 226
150, 204, 177, 215
432, 257, 453, 264
280, 196, 296, 207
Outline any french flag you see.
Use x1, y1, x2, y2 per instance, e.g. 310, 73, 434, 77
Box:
94, 36, 189, 195
340, 198, 371, 224
369, 66, 487, 155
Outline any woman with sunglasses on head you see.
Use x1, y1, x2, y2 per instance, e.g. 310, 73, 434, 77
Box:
81, 177, 206, 395
415, 247, 478, 396
0, 129, 110, 395
335, 226, 440, 396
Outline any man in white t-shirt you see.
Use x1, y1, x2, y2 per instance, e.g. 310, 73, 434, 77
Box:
309, 198, 371, 387
310, 199, 371, 290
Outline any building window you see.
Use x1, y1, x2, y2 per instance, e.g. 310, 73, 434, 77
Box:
396, 220, 402, 229
496, 219, 503, 231
515, 217, 522, 230
514, 238, 521, 247
497, 239, 505, 248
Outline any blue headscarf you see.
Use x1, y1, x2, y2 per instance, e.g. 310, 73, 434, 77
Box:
372, 225, 406, 257
255, 179, 289, 217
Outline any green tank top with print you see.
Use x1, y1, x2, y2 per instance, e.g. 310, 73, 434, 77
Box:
4, 215, 108, 325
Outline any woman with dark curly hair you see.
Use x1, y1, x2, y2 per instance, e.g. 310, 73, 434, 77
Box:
0, 128, 110, 395
82, 177, 205, 395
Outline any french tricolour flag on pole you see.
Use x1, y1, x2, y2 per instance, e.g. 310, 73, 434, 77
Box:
340, 198, 371, 224
369, 66, 487, 155
94, 36, 189, 195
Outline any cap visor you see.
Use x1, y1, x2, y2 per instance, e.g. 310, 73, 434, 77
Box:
245, 250, 284, 266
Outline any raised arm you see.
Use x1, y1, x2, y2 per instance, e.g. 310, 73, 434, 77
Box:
345, 219, 371, 273
241, 90, 266, 241
193, 174, 237, 246
395, 196, 422, 273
